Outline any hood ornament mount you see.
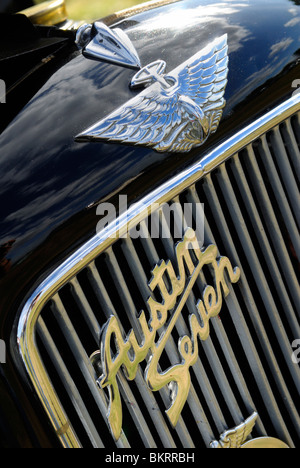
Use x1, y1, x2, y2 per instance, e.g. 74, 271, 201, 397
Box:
76, 29, 229, 154
76, 22, 141, 69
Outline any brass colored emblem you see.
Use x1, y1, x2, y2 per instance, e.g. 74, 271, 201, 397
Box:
91, 228, 241, 440
210, 413, 258, 448
211, 412, 290, 449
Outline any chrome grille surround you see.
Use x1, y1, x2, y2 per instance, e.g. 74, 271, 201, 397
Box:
17, 95, 300, 448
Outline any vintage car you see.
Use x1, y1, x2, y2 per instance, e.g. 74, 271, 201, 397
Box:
0, 0, 299, 449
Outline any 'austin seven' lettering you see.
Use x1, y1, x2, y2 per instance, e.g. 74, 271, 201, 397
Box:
96, 227, 241, 440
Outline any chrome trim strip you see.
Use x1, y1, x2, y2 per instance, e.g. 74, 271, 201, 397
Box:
17, 94, 300, 448
102, 0, 180, 26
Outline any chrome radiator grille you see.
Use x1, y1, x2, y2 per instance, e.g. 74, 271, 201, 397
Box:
19, 103, 300, 448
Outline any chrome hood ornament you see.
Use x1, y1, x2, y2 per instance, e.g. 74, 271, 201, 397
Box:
76, 34, 229, 153
76, 22, 141, 69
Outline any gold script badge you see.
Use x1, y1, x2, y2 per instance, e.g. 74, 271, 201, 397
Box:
93, 228, 241, 440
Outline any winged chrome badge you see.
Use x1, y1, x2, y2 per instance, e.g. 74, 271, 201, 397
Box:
76, 35, 229, 153
210, 412, 290, 448
210, 413, 258, 448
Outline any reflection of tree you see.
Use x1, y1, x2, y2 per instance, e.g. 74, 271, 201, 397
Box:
289, 0, 300, 5
0, 240, 15, 278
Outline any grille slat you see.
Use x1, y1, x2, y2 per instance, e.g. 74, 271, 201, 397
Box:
280, 119, 300, 183
158, 206, 246, 427
201, 172, 298, 447
140, 214, 243, 434
202, 171, 300, 440
295, 113, 300, 145
36, 317, 105, 448
245, 144, 300, 311
139, 218, 229, 436
216, 162, 300, 394
101, 249, 179, 448
87, 259, 195, 448
86, 260, 191, 447
270, 127, 300, 225
121, 236, 215, 446
232, 150, 300, 336
138, 206, 262, 438
259, 134, 299, 259
48, 295, 131, 448
21, 106, 299, 448
186, 187, 267, 435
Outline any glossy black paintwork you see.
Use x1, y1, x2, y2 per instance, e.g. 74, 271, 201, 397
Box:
0, 0, 299, 447
0, 0, 34, 14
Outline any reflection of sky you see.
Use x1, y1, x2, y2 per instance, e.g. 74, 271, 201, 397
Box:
226, 0, 300, 109
125, 1, 252, 66
0, 54, 157, 262
0, 0, 299, 265
122, 0, 300, 114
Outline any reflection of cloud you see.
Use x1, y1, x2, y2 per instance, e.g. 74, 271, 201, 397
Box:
288, 8, 298, 16
128, 0, 251, 63
0, 55, 132, 192
132, 3, 249, 32
269, 38, 294, 58
0, 51, 142, 262
285, 17, 300, 27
